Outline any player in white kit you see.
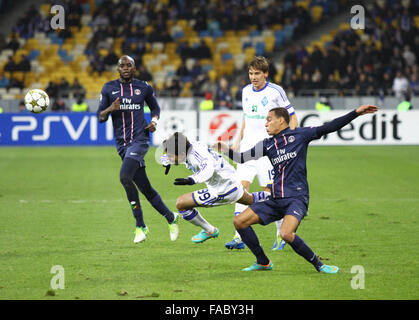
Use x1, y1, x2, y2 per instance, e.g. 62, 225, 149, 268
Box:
161, 132, 270, 243
225, 56, 298, 250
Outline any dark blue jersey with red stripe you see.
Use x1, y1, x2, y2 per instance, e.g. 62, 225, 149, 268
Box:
262, 126, 319, 198
97, 79, 160, 150
228, 110, 360, 199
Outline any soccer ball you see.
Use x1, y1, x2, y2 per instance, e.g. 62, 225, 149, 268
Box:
24, 89, 50, 113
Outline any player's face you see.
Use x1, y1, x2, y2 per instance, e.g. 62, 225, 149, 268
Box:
118, 58, 135, 80
248, 67, 268, 91
265, 111, 285, 135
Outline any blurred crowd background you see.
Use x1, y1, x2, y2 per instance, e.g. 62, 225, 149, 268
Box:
0, 0, 418, 112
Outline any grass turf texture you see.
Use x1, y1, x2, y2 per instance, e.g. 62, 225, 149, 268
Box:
0, 145, 418, 300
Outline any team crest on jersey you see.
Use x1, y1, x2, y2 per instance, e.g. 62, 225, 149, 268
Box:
288, 135, 295, 143
135, 89, 141, 95
261, 96, 268, 106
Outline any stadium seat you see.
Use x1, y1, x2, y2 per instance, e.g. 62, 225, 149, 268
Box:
255, 42, 265, 56
310, 6, 323, 23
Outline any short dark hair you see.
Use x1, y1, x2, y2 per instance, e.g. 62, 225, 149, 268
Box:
118, 55, 135, 67
269, 108, 290, 124
162, 132, 191, 156
248, 56, 269, 73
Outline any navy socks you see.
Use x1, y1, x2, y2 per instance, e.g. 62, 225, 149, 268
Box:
238, 225, 323, 271
120, 157, 174, 225
289, 234, 324, 271
237, 227, 270, 266
130, 200, 145, 228
149, 193, 175, 223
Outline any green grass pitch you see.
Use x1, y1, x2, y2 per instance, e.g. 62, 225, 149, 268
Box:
0, 145, 418, 300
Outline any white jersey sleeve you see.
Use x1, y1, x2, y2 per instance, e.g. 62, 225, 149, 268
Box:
186, 143, 216, 184
185, 142, 241, 194
189, 157, 215, 184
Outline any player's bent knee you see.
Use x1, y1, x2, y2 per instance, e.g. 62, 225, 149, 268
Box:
233, 215, 242, 229
280, 230, 294, 243
233, 215, 248, 230
176, 196, 192, 211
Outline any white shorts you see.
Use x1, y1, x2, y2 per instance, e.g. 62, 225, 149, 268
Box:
192, 185, 245, 207
236, 156, 274, 187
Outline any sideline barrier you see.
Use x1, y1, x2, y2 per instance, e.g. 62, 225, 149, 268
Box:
1, 111, 418, 146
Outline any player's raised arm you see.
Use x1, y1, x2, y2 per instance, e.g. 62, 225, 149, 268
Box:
213, 140, 265, 164
289, 113, 298, 129
315, 105, 378, 137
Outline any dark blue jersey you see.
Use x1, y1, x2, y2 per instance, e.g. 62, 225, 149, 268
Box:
97, 79, 160, 149
228, 110, 359, 199
262, 126, 319, 198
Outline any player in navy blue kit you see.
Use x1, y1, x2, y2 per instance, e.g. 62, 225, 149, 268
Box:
215, 104, 378, 272
97, 55, 179, 243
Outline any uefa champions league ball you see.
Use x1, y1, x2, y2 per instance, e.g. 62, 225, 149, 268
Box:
24, 89, 50, 113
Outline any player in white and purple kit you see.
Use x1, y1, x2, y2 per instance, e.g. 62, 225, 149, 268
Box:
161, 132, 270, 244
97, 55, 179, 244
226, 56, 298, 251
215, 104, 378, 272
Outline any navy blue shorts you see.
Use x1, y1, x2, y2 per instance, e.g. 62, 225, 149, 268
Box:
250, 195, 309, 225
118, 142, 149, 167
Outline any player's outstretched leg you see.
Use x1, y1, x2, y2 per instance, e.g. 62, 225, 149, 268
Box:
120, 159, 150, 243
133, 166, 179, 241
237, 226, 272, 271
234, 208, 272, 271
179, 209, 219, 243
281, 216, 338, 274
176, 193, 219, 243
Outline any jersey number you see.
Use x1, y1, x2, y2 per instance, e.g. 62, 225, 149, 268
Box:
268, 169, 275, 181
197, 189, 211, 202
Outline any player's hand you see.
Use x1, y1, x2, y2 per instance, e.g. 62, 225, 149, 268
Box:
174, 177, 195, 185
356, 104, 378, 115
109, 97, 120, 112
164, 164, 171, 175
144, 122, 157, 133
212, 141, 230, 154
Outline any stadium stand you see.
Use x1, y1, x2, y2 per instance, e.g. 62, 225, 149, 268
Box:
281, 0, 419, 98
0, 0, 341, 104
0, 0, 418, 111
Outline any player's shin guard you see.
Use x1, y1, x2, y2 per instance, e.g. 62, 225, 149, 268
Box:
179, 208, 213, 233
236, 226, 270, 266
289, 234, 323, 271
